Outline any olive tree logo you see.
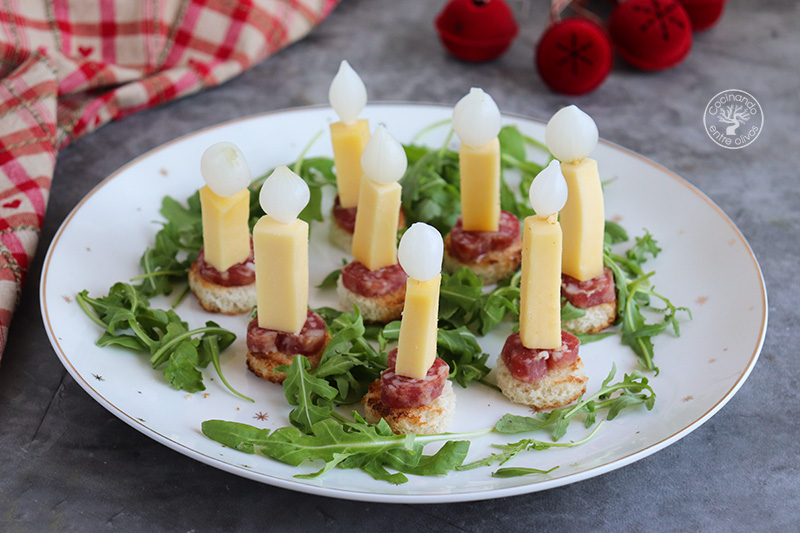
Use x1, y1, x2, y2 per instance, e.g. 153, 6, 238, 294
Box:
704, 89, 763, 149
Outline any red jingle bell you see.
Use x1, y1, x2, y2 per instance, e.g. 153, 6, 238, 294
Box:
677, 0, 727, 31
608, 0, 693, 71
536, 18, 613, 95
435, 0, 519, 62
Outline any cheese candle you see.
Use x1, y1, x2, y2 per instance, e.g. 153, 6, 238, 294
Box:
519, 160, 568, 350
329, 60, 370, 208
253, 166, 311, 334
351, 125, 407, 271
452, 88, 502, 232
199, 142, 252, 272
395, 223, 444, 380
545, 105, 604, 281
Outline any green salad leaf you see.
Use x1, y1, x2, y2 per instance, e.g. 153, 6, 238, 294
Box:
134, 194, 203, 299
201, 416, 483, 484
76, 282, 248, 400
494, 364, 655, 441
492, 466, 559, 478
438, 268, 520, 336
279, 356, 339, 434
458, 425, 601, 472
400, 141, 462, 234
310, 307, 385, 404
604, 230, 692, 372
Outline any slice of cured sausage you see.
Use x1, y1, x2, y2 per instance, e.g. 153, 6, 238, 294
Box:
247, 310, 328, 356
446, 210, 521, 262
561, 267, 616, 308
500, 331, 580, 383
380, 349, 450, 408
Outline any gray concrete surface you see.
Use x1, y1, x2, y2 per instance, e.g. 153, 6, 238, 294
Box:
1, 0, 798, 530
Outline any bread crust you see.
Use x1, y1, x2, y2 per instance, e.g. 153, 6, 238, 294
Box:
496, 357, 587, 410
245, 330, 331, 384
362, 379, 456, 435
443, 233, 522, 285
188, 261, 256, 315
562, 301, 617, 334
336, 276, 405, 323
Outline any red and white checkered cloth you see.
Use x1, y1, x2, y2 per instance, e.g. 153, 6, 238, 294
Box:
0, 0, 339, 360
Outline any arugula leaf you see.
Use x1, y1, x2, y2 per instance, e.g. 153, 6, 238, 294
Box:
277, 307, 386, 429
438, 268, 520, 336
494, 364, 656, 440
560, 299, 586, 321
457, 424, 602, 471
76, 283, 247, 399
604, 219, 629, 245
135, 195, 203, 298
201, 417, 484, 484
316, 268, 341, 289
498, 125, 550, 219
435, 327, 492, 388
492, 466, 559, 478
400, 143, 462, 234
603, 229, 691, 371
163, 340, 205, 393
313, 307, 386, 403
279, 356, 339, 433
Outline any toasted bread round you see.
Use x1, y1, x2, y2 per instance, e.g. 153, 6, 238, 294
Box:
562, 301, 617, 334
496, 357, 587, 410
329, 218, 353, 253
362, 379, 456, 435
443, 234, 522, 285
245, 330, 331, 384
336, 276, 405, 323
188, 261, 256, 315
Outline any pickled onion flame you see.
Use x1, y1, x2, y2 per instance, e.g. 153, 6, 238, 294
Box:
398, 223, 444, 282
452, 87, 502, 147
259, 165, 310, 224
545, 105, 598, 163
361, 125, 407, 184
200, 142, 251, 197
529, 160, 568, 218
328, 60, 367, 125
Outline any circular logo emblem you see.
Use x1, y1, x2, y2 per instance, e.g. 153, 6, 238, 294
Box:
703, 89, 764, 149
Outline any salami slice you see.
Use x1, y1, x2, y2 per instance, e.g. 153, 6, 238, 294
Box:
247, 310, 328, 355
332, 195, 407, 234
380, 349, 450, 408
561, 267, 616, 308
446, 210, 521, 262
341, 261, 408, 297
196, 245, 255, 287
500, 331, 580, 383
332, 195, 358, 234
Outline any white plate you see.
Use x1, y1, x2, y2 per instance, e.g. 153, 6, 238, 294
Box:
40, 104, 767, 503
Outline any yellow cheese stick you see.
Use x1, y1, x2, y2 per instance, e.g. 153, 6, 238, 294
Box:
199, 185, 250, 272
519, 215, 562, 350
560, 158, 604, 281
351, 179, 401, 271
253, 215, 308, 334
459, 137, 501, 232
395, 275, 441, 380
330, 119, 370, 208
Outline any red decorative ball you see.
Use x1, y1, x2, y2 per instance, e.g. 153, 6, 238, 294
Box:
435, 0, 519, 62
536, 18, 613, 95
678, 0, 727, 31
609, 0, 693, 71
